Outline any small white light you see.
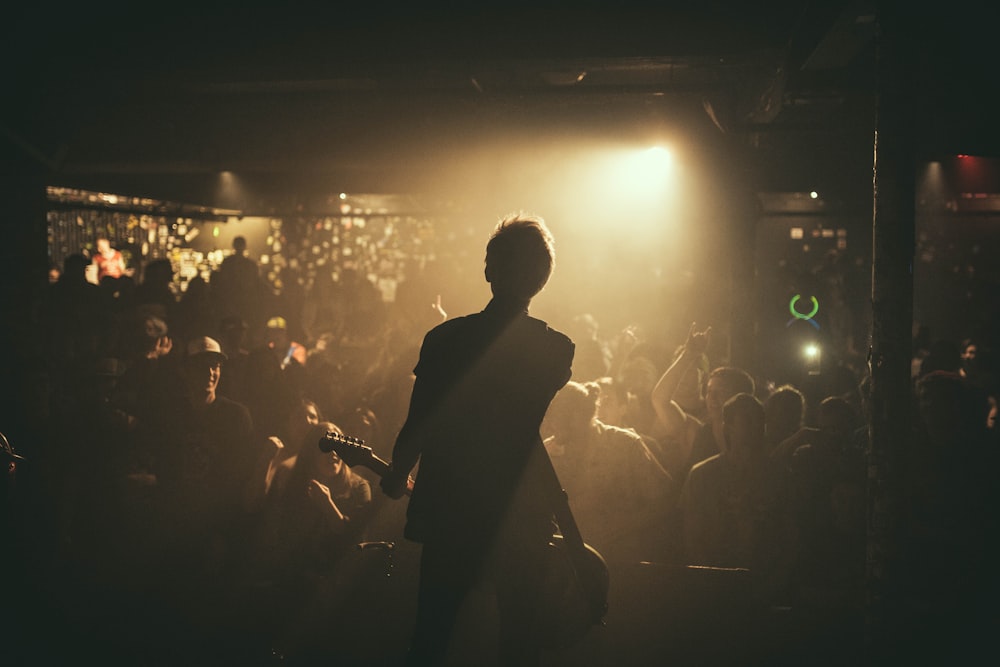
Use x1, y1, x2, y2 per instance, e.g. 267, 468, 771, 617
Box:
809, 191, 819, 199
804, 344, 820, 359
339, 193, 347, 200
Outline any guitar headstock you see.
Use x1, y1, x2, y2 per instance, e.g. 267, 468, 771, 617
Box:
319, 431, 373, 468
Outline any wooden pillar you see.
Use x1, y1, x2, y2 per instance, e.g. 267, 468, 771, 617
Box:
728, 184, 760, 373
0, 152, 49, 448
866, 2, 915, 655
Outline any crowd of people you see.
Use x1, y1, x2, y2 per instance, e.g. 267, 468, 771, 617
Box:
4, 226, 999, 665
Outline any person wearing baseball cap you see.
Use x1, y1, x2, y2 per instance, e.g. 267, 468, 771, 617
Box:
141, 333, 255, 620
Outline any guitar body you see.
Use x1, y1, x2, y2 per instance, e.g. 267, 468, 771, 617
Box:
319, 430, 609, 649
537, 534, 610, 650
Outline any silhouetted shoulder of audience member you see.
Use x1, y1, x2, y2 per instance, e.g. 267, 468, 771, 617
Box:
918, 338, 962, 378
172, 275, 217, 345
787, 396, 866, 595
679, 393, 795, 600
566, 313, 611, 382
237, 418, 374, 662
142, 336, 256, 586
132, 258, 177, 324
114, 314, 177, 429
544, 380, 673, 564
895, 368, 1000, 648
213, 236, 263, 326
764, 384, 807, 449
41, 253, 113, 367
651, 323, 755, 483
238, 316, 303, 439
253, 421, 373, 576
766, 384, 820, 463
959, 338, 999, 436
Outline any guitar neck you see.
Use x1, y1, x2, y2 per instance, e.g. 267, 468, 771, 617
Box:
320, 432, 414, 497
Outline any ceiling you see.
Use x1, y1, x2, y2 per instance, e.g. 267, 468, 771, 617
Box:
2, 2, 995, 214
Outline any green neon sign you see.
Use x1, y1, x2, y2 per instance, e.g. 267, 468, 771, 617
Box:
789, 294, 819, 320
787, 294, 820, 329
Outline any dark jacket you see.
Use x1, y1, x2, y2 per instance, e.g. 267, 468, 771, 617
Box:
391, 299, 575, 546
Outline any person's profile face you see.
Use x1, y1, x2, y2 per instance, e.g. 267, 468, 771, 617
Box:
724, 411, 766, 461
705, 377, 736, 422
321, 451, 344, 477
184, 356, 222, 395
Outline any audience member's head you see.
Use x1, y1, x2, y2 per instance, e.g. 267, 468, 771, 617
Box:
705, 367, 756, 425
817, 395, 860, 444
920, 339, 962, 377
722, 393, 766, 462
594, 376, 628, 426
545, 380, 599, 440
61, 253, 90, 283
232, 236, 248, 255
284, 398, 322, 455
182, 336, 226, 404
765, 384, 806, 447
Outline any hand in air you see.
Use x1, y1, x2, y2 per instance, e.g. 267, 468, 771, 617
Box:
616, 325, 640, 355
149, 335, 172, 359
684, 322, 712, 356
431, 294, 447, 321
307, 479, 332, 503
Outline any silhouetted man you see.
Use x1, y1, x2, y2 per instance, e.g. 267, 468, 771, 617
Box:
381, 214, 575, 666
213, 235, 262, 328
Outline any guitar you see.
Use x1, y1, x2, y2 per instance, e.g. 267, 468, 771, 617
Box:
319, 431, 414, 496
318, 430, 609, 649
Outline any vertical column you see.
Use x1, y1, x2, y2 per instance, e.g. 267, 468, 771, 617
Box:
867, 3, 915, 656
728, 183, 760, 373
0, 161, 49, 448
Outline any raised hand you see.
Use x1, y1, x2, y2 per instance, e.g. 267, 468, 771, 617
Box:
431, 294, 447, 321
684, 322, 711, 356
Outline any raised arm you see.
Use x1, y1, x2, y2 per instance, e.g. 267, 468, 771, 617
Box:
650, 323, 711, 443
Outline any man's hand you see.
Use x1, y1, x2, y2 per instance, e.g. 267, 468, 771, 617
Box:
380, 465, 410, 499
684, 322, 711, 356
307, 479, 333, 504
431, 294, 448, 321
148, 335, 173, 359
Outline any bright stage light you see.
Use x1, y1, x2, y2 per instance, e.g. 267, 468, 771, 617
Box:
602, 145, 676, 203
628, 146, 673, 189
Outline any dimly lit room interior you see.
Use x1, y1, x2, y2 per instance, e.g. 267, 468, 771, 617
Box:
2, 3, 998, 665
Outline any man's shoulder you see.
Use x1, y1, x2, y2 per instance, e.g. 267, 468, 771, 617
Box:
422, 314, 476, 345
688, 453, 723, 478
596, 421, 644, 445
210, 394, 253, 423
537, 319, 574, 349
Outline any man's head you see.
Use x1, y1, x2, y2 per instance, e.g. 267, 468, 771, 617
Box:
817, 395, 859, 444
233, 236, 248, 255
96, 238, 111, 254
722, 393, 766, 462
764, 384, 805, 445
183, 336, 227, 404
704, 366, 756, 424
544, 381, 599, 439
265, 316, 290, 356
484, 214, 555, 301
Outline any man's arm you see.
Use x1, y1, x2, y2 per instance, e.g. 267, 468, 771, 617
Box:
650, 323, 710, 444
380, 364, 436, 498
